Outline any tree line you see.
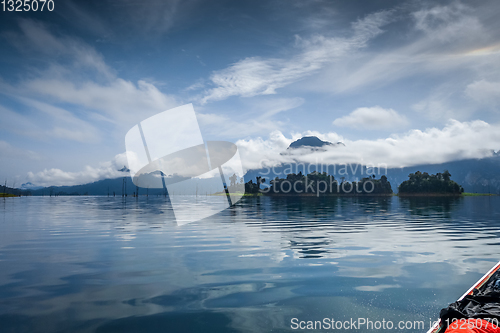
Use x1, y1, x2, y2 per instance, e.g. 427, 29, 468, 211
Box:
398, 170, 464, 194
240, 170, 464, 196
242, 171, 393, 195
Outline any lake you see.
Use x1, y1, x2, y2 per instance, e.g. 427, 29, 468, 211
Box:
1, 196, 499, 332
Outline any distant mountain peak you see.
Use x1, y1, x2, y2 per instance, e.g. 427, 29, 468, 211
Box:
119, 166, 130, 172
287, 136, 344, 150
20, 182, 43, 190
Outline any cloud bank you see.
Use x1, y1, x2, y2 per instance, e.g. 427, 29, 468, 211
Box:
236, 119, 500, 171
23, 119, 500, 187
26, 153, 129, 187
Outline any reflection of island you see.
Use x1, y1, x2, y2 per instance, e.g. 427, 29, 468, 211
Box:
399, 196, 461, 216
239, 195, 393, 259
398, 171, 464, 196
241, 172, 393, 196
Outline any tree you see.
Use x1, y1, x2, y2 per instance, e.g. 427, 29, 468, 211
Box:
229, 173, 237, 187
256, 176, 263, 190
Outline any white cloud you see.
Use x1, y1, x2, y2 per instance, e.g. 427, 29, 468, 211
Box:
200, 10, 394, 103
236, 120, 500, 170
236, 131, 296, 171
333, 106, 408, 130
26, 153, 129, 187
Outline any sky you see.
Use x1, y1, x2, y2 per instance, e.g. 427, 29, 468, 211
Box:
1, 0, 500, 187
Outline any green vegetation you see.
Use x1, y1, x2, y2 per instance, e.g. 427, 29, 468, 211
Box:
398, 170, 464, 195
462, 192, 497, 196
211, 192, 263, 196
244, 172, 392, 196
0, 193, 18, 197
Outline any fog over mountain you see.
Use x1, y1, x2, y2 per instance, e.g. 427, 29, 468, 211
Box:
23, 136, 500, 195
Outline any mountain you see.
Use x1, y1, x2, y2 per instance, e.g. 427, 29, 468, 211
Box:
26, 174, 229, 196
20, 182, 44, 190
20, 140, 500, 196
288, 136, 333, 149
287, 136, 345, 150
245, 144, 500, 194
23, 155, 500, 196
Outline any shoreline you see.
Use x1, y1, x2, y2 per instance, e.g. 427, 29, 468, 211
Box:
0, 193, 19, 197
398, 193, 463, 197
214, 192, 497, 197
213, 192, 393, 197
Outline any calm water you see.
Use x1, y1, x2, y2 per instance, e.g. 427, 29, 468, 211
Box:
1, 196, 500, 332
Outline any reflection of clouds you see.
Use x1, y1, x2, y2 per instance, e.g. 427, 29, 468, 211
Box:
355, 284, 401, 292
115, 233, 136, 241
1, 196, 500, 331
235, 197, 500, 277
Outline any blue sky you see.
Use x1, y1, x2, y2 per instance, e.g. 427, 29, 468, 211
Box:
1, 0, 500, 186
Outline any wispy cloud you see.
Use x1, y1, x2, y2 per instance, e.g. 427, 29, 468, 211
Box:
1, 19, 179, 140
307, 1, 498, 98
200, 10, 394, 103
22, 78, 177, 128
197, 97, 304, 138
0, 102, 100, 143
6, 19, 115, 79
0, 141, 40, 160
58, 0, 199, 41
412, 2, 482, 41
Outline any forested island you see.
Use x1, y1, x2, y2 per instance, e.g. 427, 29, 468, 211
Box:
398, 170, 464, 196
241, 171, 393, 196
237, 170, 465, 197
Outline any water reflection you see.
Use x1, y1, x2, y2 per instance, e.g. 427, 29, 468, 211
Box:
0, 196, 499, 332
